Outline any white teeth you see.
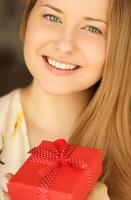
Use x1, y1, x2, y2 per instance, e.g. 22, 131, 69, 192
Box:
47, 57, 78, 70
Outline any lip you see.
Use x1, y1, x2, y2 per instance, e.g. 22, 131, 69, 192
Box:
42, 56, 81, 76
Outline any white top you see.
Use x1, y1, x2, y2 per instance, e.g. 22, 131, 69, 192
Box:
0, 89, 30, 200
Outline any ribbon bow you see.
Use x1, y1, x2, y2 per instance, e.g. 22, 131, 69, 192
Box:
28, 139, 93, 200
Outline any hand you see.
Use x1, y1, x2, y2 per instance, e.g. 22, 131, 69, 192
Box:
3, 173, 13, 200
88, 182, 110, 200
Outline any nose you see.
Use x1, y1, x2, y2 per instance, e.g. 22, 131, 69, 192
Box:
54, 29, 77, 54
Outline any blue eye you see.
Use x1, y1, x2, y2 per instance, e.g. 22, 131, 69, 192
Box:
83, 26, 102, 34
43, 14, 61, 23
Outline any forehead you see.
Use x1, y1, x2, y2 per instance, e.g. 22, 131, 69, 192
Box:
37, 0, 110, 19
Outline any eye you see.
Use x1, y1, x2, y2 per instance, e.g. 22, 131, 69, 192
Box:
43, 14, 62, 23
83, 25, 102, 34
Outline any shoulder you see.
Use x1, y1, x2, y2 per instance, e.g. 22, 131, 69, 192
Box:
0, 89, 22, 151
0, 89, 20, 104
0, 88, 21, 137
0, 89, 21, 115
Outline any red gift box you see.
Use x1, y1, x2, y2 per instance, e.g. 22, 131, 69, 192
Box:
7, 139, 102, 200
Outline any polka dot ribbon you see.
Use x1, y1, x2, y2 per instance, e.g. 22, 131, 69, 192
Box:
28, 139, 93, 200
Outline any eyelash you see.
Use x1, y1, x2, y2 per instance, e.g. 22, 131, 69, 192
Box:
42, 14, 103, 34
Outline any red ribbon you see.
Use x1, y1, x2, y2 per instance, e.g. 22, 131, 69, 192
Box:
28, 139, 93, 200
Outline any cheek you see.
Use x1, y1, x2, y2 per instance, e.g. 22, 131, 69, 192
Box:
24, 19, 59, 49
80, 35, 107, 67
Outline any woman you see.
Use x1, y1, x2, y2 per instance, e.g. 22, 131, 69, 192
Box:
0, 0, 130, 199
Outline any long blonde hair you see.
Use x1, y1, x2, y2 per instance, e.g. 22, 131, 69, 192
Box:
20, 0, 131, 199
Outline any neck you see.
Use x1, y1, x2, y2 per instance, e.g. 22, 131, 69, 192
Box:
21, 80, 95, 142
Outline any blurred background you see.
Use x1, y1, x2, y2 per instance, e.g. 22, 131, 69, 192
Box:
0, 0, 32, 96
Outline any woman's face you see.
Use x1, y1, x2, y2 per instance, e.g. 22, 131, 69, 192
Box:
24, 0, 109, 95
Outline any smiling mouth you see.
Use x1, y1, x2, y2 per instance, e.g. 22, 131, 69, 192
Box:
43, 56, 81, 71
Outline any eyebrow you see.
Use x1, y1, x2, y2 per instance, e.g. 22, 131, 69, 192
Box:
39, 4, 108, 25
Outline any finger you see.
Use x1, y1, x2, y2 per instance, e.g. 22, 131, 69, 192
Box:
4, 173, 13, 181
3, 191, 10, 200
95, 182, 108, 193
88, 182, 109, 200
